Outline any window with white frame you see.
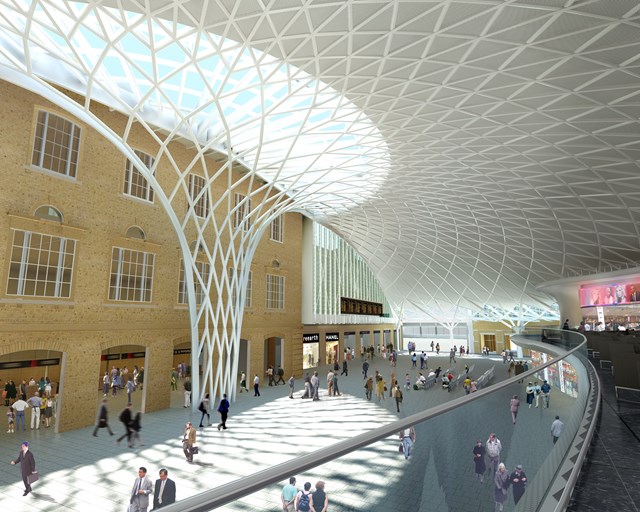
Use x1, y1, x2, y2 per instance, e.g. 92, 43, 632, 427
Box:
31, 110, 81, 178
229, 268, 252, 309
108, 247, 155, 302
178, 260, 210, 305
124, 149, 155, 202
266, 274, 285, 309
233, 193, 252, 230
270, 215, 284, 242
188, 174, 210, 218
6, 230, 76, 298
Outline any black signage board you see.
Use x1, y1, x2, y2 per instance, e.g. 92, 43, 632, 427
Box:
303, 333, 319, 343
325, 332, 339, 341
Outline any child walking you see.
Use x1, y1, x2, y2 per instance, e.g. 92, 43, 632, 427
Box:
7, 406, 15, 433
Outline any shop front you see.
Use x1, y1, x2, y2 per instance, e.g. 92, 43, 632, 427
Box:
325, 332, 339, 365
303, 333, 319, 370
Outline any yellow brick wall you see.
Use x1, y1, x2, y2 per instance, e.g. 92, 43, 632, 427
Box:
0, 80, 303, 431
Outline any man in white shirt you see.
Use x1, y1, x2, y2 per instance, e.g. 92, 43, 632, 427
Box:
551, 416, 564, 444
153, 468, 176, 509
11, 397, 28, 431
130, 466, 153, 512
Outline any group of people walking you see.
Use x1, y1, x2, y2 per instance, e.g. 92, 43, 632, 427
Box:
281, 477, 329, 512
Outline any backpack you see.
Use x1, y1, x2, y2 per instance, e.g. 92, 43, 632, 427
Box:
198, 401, 205, 412
298, 491, 310, 511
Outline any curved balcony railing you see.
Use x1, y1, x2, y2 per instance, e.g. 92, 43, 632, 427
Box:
158, 328, 598, 512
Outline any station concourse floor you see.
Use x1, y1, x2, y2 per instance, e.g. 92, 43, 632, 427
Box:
0, 352, 579, 512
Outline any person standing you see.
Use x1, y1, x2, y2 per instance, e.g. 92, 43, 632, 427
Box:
129, 466, 153, 512
362, 360, 369, 379
302, 373, 311, 399
533, 381, 542, 408
182, 421, 197, 463
326, 370, 334, 397
541, 380, 551, 408
12, 396, 28, 432
10, 441, 37, 496
551, 416, 564, 444
281, 476, 298, 512
375, 376, 386, 402
332, 372, 341, 396
510, 464, 527, 505
126, 378, 135, 404
116, 403, 134, 448
7, 406, 15, 433
310, 480, 329, 512
239, 371, 248, 393
183, 377, 192, 408
27, 392, 42, 430
295, 482, 313, 512
510, 395, 520, 424
217, 393, 230, 430
153, 468, 176, 509
494, 463, 510, 512
93, 398, 114, 436
311, 372, 320, 401
486, 433, 502, 476
341, 359, 348, 376
473, 440, 486, 483
288, 375, 295, 399
399, 426, 416, 460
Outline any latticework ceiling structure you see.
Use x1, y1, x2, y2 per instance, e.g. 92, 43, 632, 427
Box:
3, 0, 640, 320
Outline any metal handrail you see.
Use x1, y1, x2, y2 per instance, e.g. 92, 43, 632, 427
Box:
160, 329, 588, 512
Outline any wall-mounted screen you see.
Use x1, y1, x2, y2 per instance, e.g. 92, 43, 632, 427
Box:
580, 282, 640, 307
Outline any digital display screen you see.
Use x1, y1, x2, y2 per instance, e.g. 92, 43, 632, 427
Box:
580, 283, 640, 307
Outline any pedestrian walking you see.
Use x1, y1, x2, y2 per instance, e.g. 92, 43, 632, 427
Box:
494, 463, 510, 512
182, 421, 197, 463
217, 393, 230, 430
510, 464, 527, 505
129, 466, 153, 512
253, 374, 261, 396
399, 426, 416, 460
341, 359, 348, 376
275, 365, 286, 385
473, 440, 486, 483
116, 403, 134, 448
392, 384, 403, 413
239, 371, 249, 393
541, 380, 551, 408
183, 378, 192, 408
153, 468, 176, 509
198, 393, 211, 428
362, 360, 369, 379
486, 433, 502, 476
510, 395, 520, 424
533, 381, 542, 408
27, 391, 42, 430
10, 441, 37, 496
525, 382, 535, 408
551, 415, 564, 444
126, 378, 135, 403
288, 375, 295, 398
92, 398, 114, 436
130, 411, 143, 447
364, 377, 373, 401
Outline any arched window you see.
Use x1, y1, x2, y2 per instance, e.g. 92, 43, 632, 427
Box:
34, 205, 64, 222
126, 226, 146, 240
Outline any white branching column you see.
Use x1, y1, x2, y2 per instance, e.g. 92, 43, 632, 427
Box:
0, 0, 388, 412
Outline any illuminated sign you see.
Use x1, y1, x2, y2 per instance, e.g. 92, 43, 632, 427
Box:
580, 282, 640, 307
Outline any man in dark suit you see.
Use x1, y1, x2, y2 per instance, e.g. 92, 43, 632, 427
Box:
153, 468, 176, 509
10, 441, 36, 496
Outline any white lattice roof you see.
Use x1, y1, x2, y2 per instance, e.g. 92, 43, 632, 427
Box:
2, 0, 640, 318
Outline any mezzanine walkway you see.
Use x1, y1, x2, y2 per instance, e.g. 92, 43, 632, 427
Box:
0, 352, 574, 512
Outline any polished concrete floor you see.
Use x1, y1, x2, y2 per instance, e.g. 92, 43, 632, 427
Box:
0, 352, 579, 511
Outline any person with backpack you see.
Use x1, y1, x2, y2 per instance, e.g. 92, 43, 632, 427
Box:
295, 482, 312, 512
217, 393, 230, 430
198, 393, 210, 428
275, 366, 286, 385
